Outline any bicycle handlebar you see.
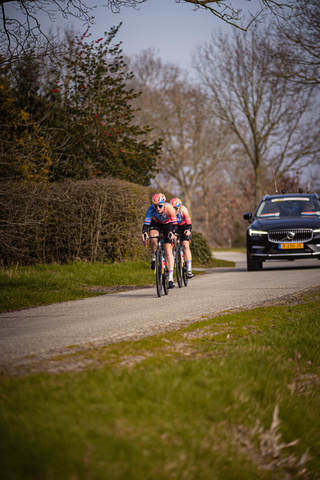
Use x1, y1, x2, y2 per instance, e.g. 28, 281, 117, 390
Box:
143, 234, 174, 246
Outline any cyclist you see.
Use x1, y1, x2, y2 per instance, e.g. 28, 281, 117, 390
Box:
142, 193, 178, 289
170, 198, 193, 278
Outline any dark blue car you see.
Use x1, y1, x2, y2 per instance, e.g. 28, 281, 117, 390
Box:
243, 192, 320, 271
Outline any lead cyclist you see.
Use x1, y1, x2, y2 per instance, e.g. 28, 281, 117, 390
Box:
142, 193, 178, 289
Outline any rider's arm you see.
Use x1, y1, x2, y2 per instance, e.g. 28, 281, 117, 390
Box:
142, 224, 149, 235
142, 205, 154, 234
182, 206, 192, 231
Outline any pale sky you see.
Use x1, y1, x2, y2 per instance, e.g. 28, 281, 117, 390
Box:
93, 0, 227, 69
5, 0, 261, 71
81, 0, 260, 69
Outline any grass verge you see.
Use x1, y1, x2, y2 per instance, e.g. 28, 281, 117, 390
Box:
0, 257, 234, 313
212, 247, 246, 254
0, 286, 319, 479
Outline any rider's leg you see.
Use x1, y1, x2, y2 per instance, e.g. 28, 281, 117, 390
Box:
149, 228, 159, 269
183, 240, 192, 263
183, 240, 193, 276
150, 229, 158, 253
172, 236, 177, 258
164, 243, 174, 270
164, 242, 174, 282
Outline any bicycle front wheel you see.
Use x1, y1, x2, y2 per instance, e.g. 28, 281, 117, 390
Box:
156, 247, 163, 297
163, 259, 169, 295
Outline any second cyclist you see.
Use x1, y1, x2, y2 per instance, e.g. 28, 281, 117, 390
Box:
170, 198, 193, 278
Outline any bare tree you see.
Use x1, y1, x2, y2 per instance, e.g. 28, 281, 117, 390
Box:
193, 28, 320, 207
268, 0, 320, 88
157, 85, 232, 216
126, 50, 235, 217
179, 0, 297, 28
0, 0, 145, 67
0, 0, 300, 68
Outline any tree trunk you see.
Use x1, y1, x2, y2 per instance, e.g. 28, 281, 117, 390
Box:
254, 159, 263, 209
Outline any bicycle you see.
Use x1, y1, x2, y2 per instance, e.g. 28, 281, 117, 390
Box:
144, 234, 171, 297
174, 233, 189, 288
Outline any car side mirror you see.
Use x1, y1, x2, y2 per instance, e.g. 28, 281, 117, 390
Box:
243, 212, 252, 223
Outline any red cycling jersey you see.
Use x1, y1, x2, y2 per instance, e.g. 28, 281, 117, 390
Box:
176, 205, 191, 226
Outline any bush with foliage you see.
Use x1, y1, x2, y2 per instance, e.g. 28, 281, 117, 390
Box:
0, 73, 52, 182
46, 24, 162, 184
190, 231, 213, 266
1, 25, 162, 186
0, 178, 154, 265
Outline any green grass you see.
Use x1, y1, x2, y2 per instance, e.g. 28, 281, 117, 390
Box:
212, 247, 246, 253
0, 258, 233, 312
0, 287, 320, 479
0, 260, 154, 312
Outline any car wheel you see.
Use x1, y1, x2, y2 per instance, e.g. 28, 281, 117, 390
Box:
247, 252, 262, 271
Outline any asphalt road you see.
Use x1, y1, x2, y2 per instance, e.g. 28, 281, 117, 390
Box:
1, 253, 319, 365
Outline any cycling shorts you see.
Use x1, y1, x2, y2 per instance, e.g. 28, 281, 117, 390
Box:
149, 219, 174, 244
178, 224, 191, 242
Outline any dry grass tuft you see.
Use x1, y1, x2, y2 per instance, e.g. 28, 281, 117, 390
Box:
236, 405, 311, 478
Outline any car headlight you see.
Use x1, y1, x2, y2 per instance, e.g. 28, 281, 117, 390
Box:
313, 229, 320, 233
248, 229, 268, 237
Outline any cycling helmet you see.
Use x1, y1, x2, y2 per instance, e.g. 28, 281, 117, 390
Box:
152, 193, 166, 205
170, 198, 182, 211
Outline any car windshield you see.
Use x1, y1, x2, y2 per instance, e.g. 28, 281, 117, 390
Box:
256, 197, 320, 219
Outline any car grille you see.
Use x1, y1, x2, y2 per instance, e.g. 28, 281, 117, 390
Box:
268, 229, 313, 243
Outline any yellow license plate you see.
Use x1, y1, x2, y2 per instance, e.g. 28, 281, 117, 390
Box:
279, 243, 303, 249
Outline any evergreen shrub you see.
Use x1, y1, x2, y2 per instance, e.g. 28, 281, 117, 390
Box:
190, 231, 213, 266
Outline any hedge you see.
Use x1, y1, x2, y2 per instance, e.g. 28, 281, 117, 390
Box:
0, 179, 213, 266
190, 231, 213, 265
0, 179, 152, 265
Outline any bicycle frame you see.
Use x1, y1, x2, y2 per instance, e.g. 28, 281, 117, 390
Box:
144, 234, 172, 297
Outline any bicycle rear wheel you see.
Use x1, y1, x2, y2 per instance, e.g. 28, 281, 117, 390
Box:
156, 247, 163, 297
175, 243, 182, 288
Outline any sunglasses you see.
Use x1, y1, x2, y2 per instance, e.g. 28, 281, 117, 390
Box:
155, 204, 164, 210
